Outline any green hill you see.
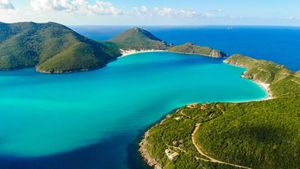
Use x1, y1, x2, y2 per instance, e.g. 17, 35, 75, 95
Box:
110, 27, 169, 50
141, 55, 300, 169
0, 22, 121, 73
168, 43, 227, 58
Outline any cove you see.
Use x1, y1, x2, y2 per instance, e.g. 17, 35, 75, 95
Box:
0, 52, 267, 169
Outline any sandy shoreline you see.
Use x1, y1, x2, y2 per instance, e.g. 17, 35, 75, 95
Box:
120, 49, 166, 57
223, 60, 274, 101
239, 73, 274, 101
251, 79, 273, 100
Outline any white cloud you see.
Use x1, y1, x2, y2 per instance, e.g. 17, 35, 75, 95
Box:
30, 0, 76, 11
131, 6, 198, 18
154, 7, 198, 18
0, 0, 14, 10
202, 9, 223, 18
30, 0, 122, 15
133, 5, 149, 16
84, 1, 122, 15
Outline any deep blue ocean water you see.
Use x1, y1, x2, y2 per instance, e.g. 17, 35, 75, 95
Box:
72, 26, 300, 71
0, 26, 298, 169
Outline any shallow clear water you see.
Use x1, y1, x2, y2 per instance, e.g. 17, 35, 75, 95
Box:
0, 52, 267, 169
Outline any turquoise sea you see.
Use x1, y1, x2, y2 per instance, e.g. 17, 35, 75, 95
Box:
0, 52, 267, 169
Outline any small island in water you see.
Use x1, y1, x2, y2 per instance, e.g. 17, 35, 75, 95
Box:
0, 22, 299, 169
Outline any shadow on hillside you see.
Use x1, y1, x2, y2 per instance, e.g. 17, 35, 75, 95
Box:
239, 125, 289, 143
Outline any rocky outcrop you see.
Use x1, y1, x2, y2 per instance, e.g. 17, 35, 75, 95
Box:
210, 50, 227, 58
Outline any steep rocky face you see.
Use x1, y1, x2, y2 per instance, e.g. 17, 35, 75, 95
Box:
210, 50, 227, 58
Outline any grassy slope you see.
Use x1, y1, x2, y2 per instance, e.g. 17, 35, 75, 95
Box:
110, 27, 169, 50
0, 22, 121, 73
143, 54, 300, 169
168, 43, 227, 58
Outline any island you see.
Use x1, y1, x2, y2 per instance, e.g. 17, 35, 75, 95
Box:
139, 54, 300, 169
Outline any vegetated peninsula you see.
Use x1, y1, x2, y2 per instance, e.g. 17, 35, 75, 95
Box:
140, 54, 300, 169
0, 22, 121, 73
168, 43, 227, 58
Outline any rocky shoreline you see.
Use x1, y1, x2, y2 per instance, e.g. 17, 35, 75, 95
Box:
167, 50, 227, 58
139, 131, 162, 169
35, 64, 108, 74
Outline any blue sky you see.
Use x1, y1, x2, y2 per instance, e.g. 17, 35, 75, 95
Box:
0, 0, 299, 26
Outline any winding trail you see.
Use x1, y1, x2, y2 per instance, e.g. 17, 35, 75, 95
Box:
191, 123, 252, 169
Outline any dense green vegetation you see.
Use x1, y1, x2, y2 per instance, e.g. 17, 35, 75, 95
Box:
197, 97, 300, 169
142, 54, 300, 169
110, 27, 169, 50
0, 22, 121, 73
168, 43, 227, 58
145, 104, 236, 169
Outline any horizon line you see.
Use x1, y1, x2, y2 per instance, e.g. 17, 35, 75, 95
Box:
1, 21, 300, 28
